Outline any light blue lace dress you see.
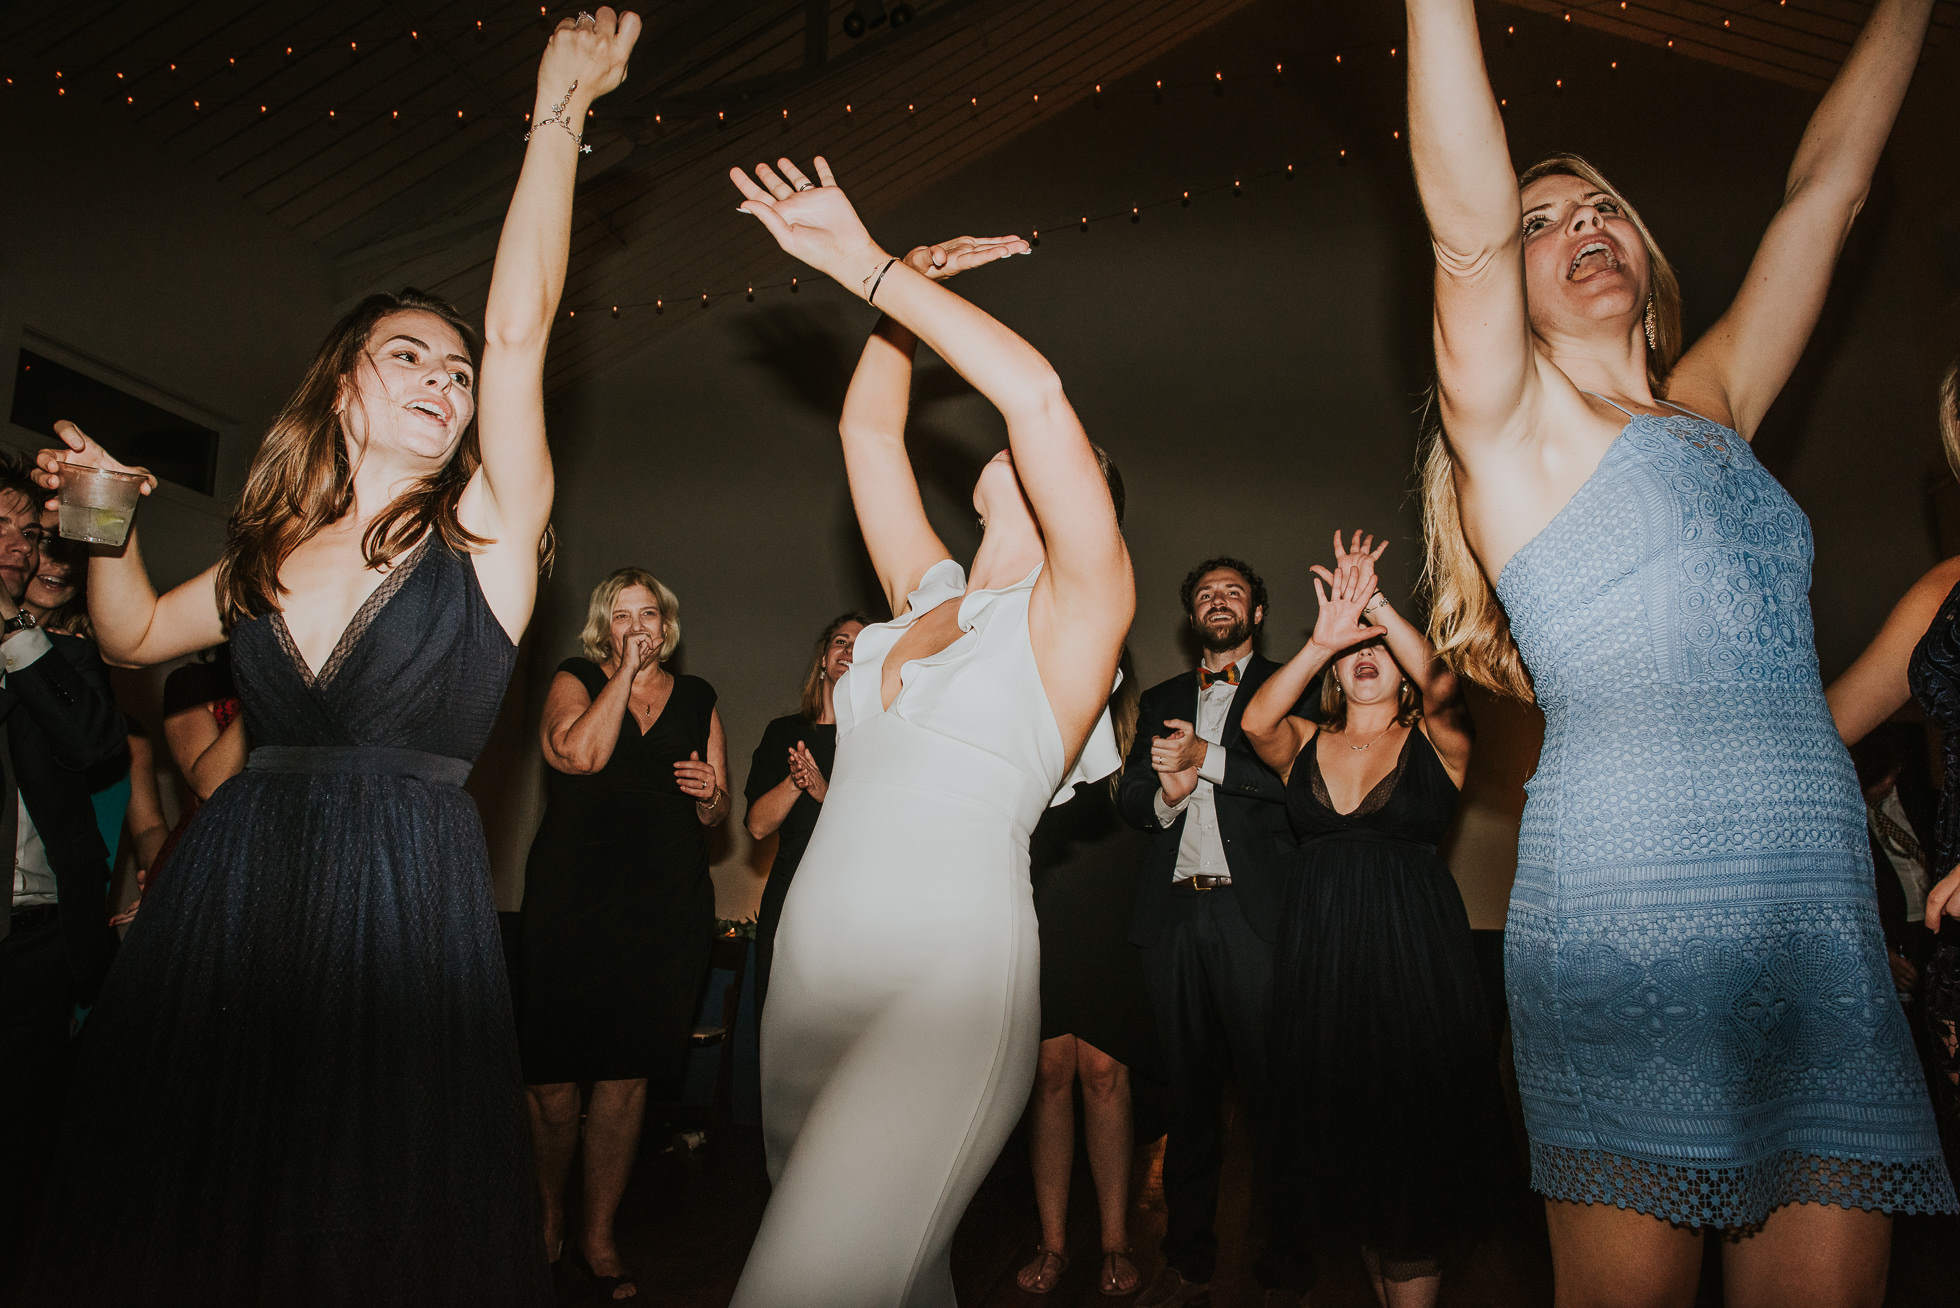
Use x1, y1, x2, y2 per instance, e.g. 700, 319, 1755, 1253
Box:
1496, 397, 1955, 1226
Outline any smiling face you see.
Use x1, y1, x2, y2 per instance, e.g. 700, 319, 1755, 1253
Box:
1188, 567, 1263, 654
0, 488, 45, 604
1333, 637, 1405, 708
24, 545, 77, 615
1519, 171, 1650, 346
609, 583, 666, 665
337, 308, 478, 470
823, 621, 864, 683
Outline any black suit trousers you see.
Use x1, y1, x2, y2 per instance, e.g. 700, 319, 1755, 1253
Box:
1141, 886, 1312, 1290
0, 915, 77, 1295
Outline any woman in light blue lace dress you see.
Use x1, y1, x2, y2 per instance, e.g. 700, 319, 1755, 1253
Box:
1402, 0, 1950, 1302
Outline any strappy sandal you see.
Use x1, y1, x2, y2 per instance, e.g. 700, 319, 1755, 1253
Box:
1016, 1247, 1070, 1294
567, 1250, 639, 1301
1100, 1248, 1143, 1297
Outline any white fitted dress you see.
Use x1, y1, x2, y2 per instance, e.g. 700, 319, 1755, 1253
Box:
732, 559, 1119, 1308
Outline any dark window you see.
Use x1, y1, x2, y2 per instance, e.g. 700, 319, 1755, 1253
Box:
10, 349, 219, 496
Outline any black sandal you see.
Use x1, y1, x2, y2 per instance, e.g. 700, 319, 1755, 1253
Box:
567, 1250, 639, 1302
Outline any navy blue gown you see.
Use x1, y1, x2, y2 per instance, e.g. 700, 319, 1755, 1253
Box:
30, 538, 549, 1306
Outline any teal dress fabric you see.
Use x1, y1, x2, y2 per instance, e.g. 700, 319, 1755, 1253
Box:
1495, 398, 1955, 1226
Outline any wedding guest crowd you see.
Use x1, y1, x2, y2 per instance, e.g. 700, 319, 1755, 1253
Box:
9, 0, 1958, 1302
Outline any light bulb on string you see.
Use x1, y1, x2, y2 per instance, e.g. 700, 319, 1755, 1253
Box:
1131, 205, 1140, 223
612, 305, 619, 318
656, 299, 664, 314
700, 292, 709, 308
791, 277, 799, 292
746, 285, 754, 301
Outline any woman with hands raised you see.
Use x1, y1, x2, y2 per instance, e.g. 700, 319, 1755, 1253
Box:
28, 11, 640, 1305
1240, 532, 1503, 1308
727, 159, 1132, 1307
1406, 0, 1948, 1296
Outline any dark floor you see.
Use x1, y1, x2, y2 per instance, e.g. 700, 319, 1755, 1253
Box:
573, 1104, 1960, 1308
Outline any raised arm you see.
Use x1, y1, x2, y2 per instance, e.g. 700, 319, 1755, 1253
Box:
836, 238, 1023, 614
1670, 0, 1934, 437
1325, 531, 1472, 774
731, 163, 1128, 615
1241, 548, 1386, 781
541, 647, 648, 775
460, 7, 639, 638
36, 422, 226, 668
1827, 555, 1960, 746
1407, 0, 1539, 444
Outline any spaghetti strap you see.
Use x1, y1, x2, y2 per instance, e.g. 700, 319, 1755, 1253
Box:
1580, 390, 1638, 420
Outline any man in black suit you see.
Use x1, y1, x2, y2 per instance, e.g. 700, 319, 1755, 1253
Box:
1124, 557, 1312, 1308
0, 453, 126, 1292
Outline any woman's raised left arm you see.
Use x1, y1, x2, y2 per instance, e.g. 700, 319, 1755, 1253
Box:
1671, 0, 1933, 436
462, 8, 640, 638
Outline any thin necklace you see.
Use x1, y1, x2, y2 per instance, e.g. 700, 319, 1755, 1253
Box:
1346, 722, 1397, 751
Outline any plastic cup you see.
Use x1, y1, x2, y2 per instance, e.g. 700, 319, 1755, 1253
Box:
57, 462, 146, 547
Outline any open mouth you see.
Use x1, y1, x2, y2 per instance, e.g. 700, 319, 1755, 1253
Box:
405, 398, 452, 424
1568, 239, 1623, 281
1352, 658, 1380, 680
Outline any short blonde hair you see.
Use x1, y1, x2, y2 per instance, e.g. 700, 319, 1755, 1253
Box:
580, 567, 681, 664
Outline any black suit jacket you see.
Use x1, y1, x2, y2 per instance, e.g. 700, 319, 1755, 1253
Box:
2, 631, 126, 1003
1120, 655, 1312, 945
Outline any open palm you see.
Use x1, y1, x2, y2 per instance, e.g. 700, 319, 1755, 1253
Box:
730, 157, 882, 287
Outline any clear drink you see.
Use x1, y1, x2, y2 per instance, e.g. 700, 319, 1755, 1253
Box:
57, 462, 146, 547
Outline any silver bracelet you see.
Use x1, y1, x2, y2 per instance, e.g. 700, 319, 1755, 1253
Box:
525, 81, 591, 153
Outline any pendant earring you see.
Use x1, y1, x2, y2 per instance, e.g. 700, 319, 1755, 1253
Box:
1644, 296, 1658, 352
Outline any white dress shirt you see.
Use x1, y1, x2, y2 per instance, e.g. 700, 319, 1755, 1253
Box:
1153, 653, 1251, 883
4, 625, 58, 908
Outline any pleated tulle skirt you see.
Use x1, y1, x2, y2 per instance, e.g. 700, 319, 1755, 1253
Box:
1270, 835, 1512, 1263
27, 770, 550, 1307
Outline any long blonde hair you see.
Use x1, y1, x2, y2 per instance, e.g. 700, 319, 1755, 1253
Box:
1420, 155, 1685, 702
579, 568, 682, 665
1938, 357, 1959, 483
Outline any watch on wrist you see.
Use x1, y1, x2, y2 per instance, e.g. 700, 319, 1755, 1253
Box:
2, 611, 38, 637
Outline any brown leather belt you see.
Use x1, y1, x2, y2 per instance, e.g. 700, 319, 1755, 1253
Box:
1173, 875, 1232, 893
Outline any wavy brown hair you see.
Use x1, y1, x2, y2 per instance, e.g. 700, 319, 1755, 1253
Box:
215, 289, 492, 626
1420, 155, 1684, 702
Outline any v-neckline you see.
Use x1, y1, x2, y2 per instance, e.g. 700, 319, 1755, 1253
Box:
621, 671, 676, 739
1311, 726, 1414, 818
271, 536, 433, 690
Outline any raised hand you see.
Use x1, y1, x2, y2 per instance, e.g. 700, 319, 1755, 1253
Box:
1308, 531, 1388, 656
730, 157, 887, 291
538, 6, 640, 103
34, 420, 157, 512
616, 629, 656, 677
902, 236, 1029, 282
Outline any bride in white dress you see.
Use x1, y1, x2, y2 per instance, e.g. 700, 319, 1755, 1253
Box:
727, 157, 1135, 1307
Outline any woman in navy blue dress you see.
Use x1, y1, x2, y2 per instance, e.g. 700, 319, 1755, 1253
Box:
28, 12, 642, 1304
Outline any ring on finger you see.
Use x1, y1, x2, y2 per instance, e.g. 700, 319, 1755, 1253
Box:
793, 180, 815, 192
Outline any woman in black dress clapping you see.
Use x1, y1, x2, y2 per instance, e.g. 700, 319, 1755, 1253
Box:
1241, 532, 1507, 1308
517, 567, 729, 1300
743, 612, 865, 1013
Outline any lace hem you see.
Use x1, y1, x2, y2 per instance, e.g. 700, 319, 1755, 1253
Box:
1529, 1142, 1957, 1228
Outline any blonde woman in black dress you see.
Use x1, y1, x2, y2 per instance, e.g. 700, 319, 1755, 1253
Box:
518, 567, 728, 1300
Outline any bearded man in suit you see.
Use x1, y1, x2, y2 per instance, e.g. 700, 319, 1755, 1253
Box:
1123, 557, 1314, 1308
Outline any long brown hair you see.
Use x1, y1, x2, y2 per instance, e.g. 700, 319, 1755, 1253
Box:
799, 611, 870, 722
1421, 155, 1685, 702
215, 289, 491, 626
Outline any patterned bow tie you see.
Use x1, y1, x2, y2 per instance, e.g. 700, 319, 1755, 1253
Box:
1198, 664, 1240, 690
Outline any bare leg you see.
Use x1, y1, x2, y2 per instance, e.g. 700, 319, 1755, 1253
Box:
1720, 1201, 1889, 1308
1019, 1035, 1078, 1292
1075, 1040, 1141, 1295
526, 1081, 583, 1262
581, 1076, 648, 1299
1544, 1198, 1704, 1308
